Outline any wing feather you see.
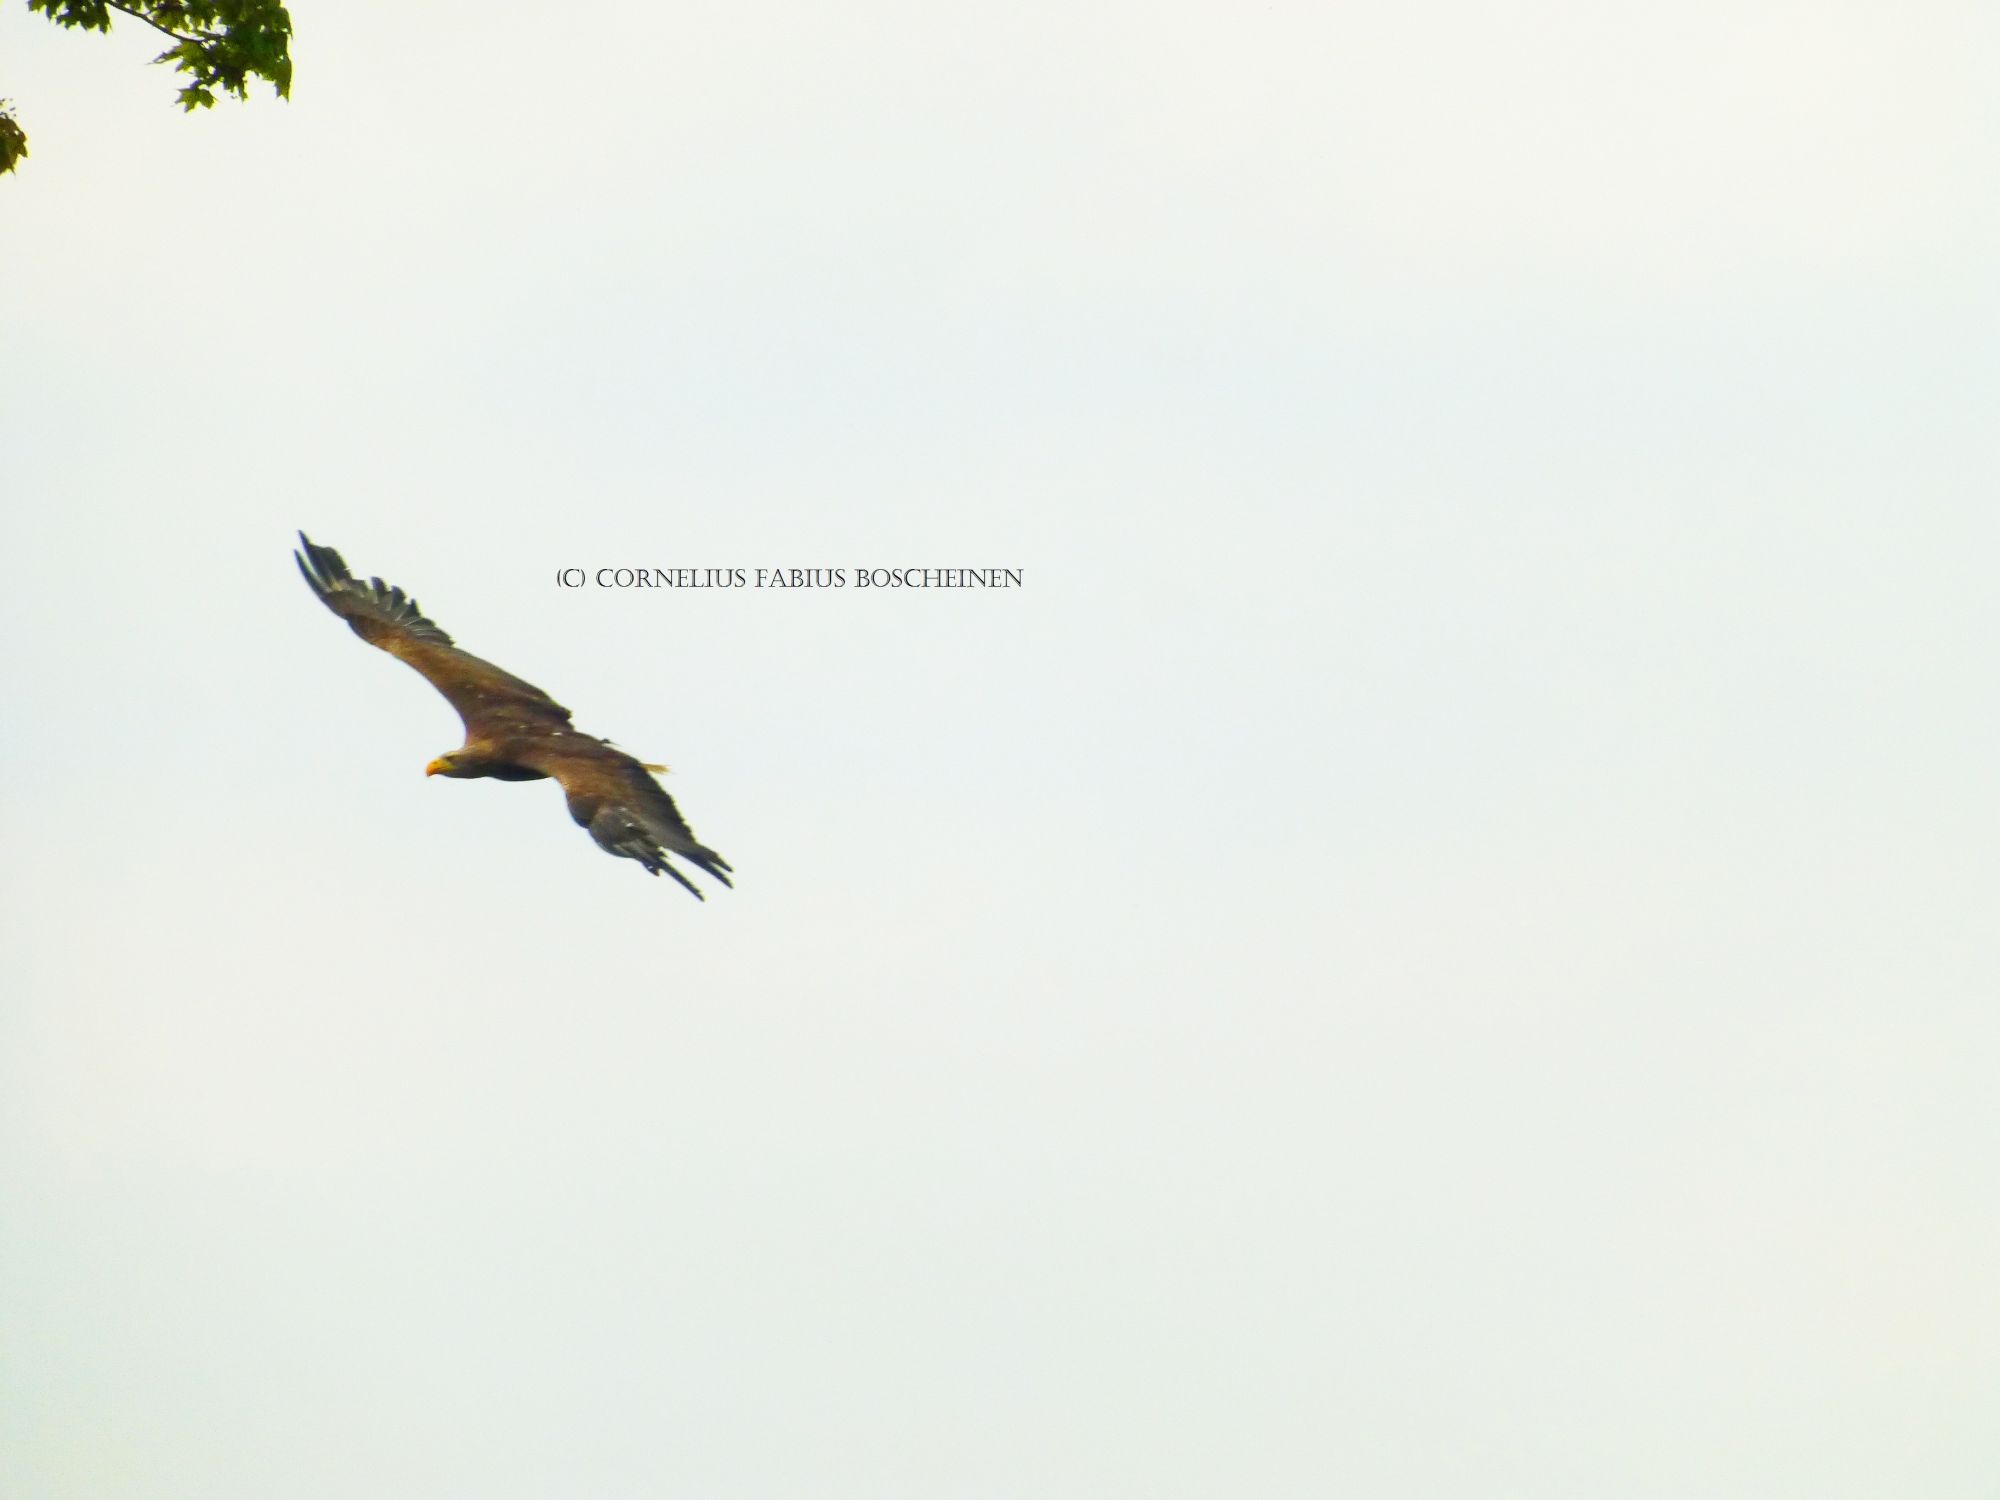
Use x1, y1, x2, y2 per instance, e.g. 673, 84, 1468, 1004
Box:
526, 740, 734, 897
295, 531, 572, 734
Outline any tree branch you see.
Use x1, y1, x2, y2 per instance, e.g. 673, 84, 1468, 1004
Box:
103, 2, 224, 48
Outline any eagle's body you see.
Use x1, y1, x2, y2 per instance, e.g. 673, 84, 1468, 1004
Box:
295, 532, 732, 899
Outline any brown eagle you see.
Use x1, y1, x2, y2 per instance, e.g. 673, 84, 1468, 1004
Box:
295, 532, 733, 899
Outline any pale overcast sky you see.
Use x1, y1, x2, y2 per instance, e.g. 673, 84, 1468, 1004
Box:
4, 3, 1998, 1496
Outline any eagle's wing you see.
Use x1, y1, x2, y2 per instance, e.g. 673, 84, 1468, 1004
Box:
295, 531, 572, 735
520, 737, 735, 899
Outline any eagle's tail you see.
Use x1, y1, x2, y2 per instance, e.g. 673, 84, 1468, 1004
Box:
568, 788, 733, 899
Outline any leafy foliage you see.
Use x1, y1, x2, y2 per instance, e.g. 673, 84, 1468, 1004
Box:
11, 1, 291, 170
0, 102, 26, 174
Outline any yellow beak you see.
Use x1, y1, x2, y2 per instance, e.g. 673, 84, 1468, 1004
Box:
425, 758, 449, 777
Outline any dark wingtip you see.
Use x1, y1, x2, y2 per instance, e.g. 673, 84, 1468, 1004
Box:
294, 531, 353, 597
642, 853, 707, 899
682, 847, 733, 888
292, 533, 455, 646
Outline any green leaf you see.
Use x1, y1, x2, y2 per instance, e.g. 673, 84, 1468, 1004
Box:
0, 106, 27, 176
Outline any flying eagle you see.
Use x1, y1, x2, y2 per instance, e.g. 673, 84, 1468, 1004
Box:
295, 532, 733, 899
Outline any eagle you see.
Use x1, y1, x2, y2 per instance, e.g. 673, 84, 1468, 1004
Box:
295, 532, 733, 899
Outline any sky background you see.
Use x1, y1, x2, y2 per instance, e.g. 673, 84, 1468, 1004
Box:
4, 2, 1999, 1495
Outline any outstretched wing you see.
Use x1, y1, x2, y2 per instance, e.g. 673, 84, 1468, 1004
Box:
527, 739, 734, 899
295, 531, 572, 735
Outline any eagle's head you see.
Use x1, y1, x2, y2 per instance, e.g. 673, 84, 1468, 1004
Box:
427, 750, 547, 783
